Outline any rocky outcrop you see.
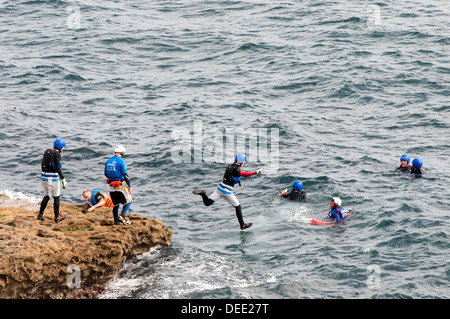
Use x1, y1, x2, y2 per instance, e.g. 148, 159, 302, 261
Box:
0, 196, 172, 298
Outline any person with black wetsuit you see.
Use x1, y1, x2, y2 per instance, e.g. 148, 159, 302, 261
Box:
411, 158, 425, 177
395, 154, 412, 173
193, 153, 262, 230
37, 139, 67, 223
281, 180, 307, 202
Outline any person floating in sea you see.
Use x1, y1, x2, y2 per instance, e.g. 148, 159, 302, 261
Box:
193, 153, 262, 230
328, 197, 349, 222
281, 180, 307, 202
411, 158, 424, 177
82, 189, 115, 213
395, 154, 412, 173
104, 145, 132, 225
37, 139, 68, 223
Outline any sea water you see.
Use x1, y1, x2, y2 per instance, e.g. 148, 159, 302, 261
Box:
0, 0, 449, 299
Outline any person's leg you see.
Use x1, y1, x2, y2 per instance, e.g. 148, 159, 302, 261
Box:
38, 176, 52, 219
118, 201, 132, 225
234, 205, 252, 230
113, 205, 120, 224
224, 193, 252, 230
53, 196, 67, 222
200, 193, 215, 206
53, 196, 60, 219
193, 189, 215, 206
52, 177, 66, 222
38, 195, 50, 220
121, 201, 131, 217
110, 191, 128, 225
110, 191, 121, 224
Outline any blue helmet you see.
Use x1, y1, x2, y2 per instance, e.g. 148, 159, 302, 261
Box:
400, 154, 410, 164
293, 180, 303, 191
54, 139, 66, 151
412, 158, 423, 169
235, 153, 247, 165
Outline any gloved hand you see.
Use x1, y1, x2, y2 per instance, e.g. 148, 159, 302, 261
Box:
281, 188, 288, 197
61, 178, 67, 189
256, 168, 263, 175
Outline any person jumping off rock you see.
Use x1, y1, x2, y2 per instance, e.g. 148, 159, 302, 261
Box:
193, 153, 262, 230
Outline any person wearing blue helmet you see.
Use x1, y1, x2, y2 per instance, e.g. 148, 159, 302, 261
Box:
37, 139, 67, 223
193, 153, 262, 230
281, 180, 307, 202
395, 154, 412, 173
411, 158, 424, 177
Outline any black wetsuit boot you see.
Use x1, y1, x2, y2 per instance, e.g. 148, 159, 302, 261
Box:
193, 190, 214, 206
235, 205, 252, 230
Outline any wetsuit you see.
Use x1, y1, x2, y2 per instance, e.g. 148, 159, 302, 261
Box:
222, 163, 257, 187
328, 206, 348, 222
42, 148, 64, 180
105, 155, 132, 224
395, 165, 411, 173
198, 162, 257, 229
38, 148, 64, 220
411, 167, 424, 177
281, 189, 307, 202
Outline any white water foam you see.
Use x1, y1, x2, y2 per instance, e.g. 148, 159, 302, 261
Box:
99, 246, 277, 299
286, 204, 313, 224
0, 190, 40, 210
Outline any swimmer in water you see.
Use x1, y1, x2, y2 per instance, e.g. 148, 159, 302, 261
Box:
411, 158, 424, 177
281, 180, 307, 202
328, 197, 349, 222
395, 154, 412, 173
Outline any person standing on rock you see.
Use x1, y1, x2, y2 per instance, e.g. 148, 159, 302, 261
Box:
37, 138, 68, 223
104, 145, 132, 225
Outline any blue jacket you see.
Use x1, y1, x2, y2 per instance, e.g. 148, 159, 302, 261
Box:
104, 156, 130, 187
328, 206, 348, 222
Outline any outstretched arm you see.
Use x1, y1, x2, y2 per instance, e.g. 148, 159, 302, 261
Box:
240, 168, 262, 177
240, 171, 257, 177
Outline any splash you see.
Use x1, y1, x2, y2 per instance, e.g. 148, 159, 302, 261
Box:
0, 190, 40, 210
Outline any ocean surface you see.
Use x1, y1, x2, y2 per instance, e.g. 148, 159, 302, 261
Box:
1, 0, 449, 299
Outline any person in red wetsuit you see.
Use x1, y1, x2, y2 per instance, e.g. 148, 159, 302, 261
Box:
193, 153, 262, 230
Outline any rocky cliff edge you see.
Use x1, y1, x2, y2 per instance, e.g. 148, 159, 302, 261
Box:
0, 195, 172, 298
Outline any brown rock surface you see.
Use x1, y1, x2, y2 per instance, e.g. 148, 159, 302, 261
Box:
0, 195, 172, 298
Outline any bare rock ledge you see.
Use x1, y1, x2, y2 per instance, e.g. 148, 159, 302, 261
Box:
0, 197, 172, 299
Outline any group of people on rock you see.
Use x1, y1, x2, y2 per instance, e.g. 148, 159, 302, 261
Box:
37, 139, 424, 230
37, 139, 133, 225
